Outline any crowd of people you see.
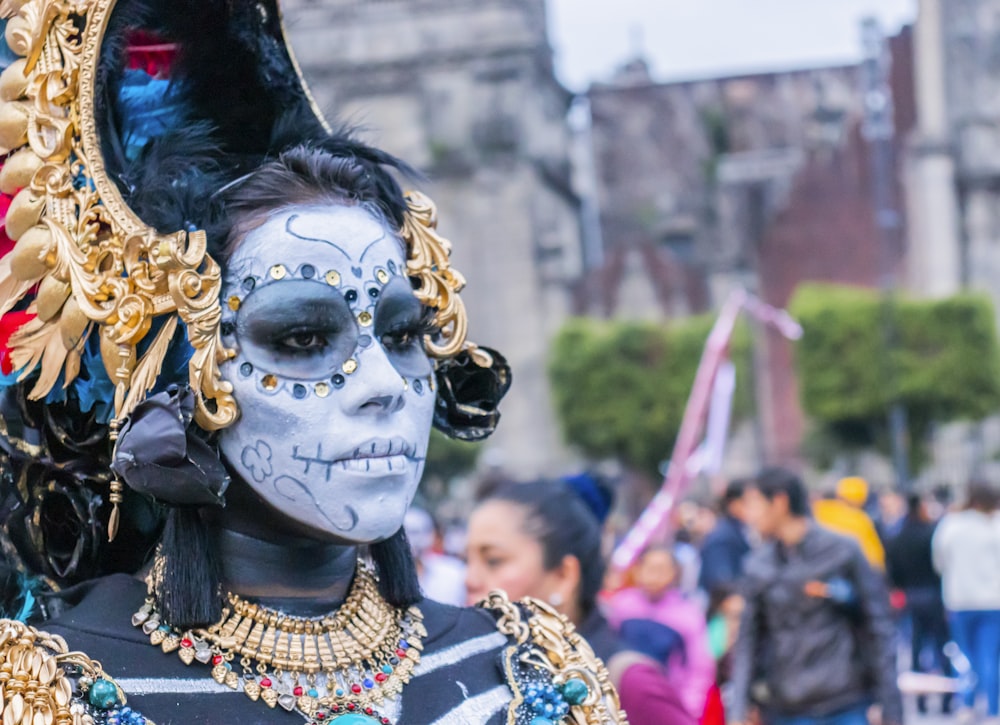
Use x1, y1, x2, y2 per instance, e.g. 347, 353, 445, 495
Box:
405, 469, 1000, 724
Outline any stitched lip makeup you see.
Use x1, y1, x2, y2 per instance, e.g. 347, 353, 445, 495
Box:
291, 438, 421, 478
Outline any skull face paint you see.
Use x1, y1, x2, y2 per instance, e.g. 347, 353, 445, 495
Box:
218, 204, 436, 543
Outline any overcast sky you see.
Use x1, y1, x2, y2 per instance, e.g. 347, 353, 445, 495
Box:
548, 0, 918, 91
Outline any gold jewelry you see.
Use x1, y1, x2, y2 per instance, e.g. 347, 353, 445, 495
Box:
0, 617, 157, 725
482, 591, 627, 725
133, 562, 425, 722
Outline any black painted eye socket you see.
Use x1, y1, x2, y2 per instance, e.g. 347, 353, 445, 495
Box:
373, 277, 435, 378
235, 280, 359, 381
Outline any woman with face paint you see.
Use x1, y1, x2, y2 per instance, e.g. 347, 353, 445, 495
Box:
0, 1, 625, 724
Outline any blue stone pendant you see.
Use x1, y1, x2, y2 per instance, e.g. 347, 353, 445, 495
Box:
327, 714, 381, 724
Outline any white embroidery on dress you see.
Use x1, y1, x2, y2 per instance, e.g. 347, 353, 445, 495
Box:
426, 684, 510, 725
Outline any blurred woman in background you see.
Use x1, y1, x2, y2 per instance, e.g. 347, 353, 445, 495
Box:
933, 482, 1000, 721
466, 478, 694, 724
607, 544, 716, 718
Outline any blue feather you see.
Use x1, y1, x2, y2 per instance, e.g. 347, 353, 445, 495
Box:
119, 69, 186, 161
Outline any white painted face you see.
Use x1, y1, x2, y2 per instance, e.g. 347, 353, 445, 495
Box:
217, 204, 436, 543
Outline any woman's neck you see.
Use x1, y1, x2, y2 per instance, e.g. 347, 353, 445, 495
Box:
214, 527, 359, 617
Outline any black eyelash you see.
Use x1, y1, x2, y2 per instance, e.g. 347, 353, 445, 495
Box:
270, 328, 332, 356
380, 313, 438, 351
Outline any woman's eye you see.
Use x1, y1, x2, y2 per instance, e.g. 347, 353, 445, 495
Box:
381, 329, 421, 351
279, 331, 328, 352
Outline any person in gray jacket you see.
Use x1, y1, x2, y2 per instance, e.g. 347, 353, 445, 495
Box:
728, 468, 902, 725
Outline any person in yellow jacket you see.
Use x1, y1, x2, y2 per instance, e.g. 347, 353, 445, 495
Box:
813, 476, 887, 570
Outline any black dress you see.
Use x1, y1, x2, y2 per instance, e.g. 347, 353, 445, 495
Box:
44, 574, 517, 724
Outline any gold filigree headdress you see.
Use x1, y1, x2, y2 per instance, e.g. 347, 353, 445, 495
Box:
0, 0, 481, 439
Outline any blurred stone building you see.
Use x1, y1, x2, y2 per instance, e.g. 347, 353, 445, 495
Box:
282, 0, 583, 476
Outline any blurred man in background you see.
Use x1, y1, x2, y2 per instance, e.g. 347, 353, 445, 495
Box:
699, 479, 751, 594
886, 493, 952, 716
729, 468, 901, 725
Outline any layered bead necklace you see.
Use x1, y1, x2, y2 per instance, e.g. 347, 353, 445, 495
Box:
132, 562, 425, 724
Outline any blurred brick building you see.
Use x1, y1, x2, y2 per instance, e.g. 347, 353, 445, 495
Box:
584, 29, 916, 465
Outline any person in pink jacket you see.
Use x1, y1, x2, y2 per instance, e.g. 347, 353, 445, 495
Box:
608, 545, 716, 718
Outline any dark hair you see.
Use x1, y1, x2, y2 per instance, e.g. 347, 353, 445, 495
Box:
482, 480, 606, 617
967, 481, 1000, 513
707, 582, 739, 619
218, 144, 411, 263
752, 467, 810, 517
721, 478, 748, 512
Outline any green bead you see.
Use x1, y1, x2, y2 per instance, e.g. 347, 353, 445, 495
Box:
87, 678, 119, 710
560, 677, 589, 706
329, 714, 380, 724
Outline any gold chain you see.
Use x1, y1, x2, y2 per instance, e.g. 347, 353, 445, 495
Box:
133, 563, 425, 720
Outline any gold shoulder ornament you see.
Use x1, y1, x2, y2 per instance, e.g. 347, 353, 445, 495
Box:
0, 618, 155, 725
480, 591, 628, 725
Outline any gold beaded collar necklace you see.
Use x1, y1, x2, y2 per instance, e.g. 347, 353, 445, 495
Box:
132, 561, 425, 724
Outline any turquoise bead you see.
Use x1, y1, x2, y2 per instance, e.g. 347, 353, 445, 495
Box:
88, 678, 120, 709
329, 714, 380, 724
560, 677, 589, 706
307, 688, 319, 698
381, 664, 393, 674
530, 718, 555, 725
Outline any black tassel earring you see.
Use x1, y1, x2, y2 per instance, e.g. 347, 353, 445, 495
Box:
155, 507, 221, 629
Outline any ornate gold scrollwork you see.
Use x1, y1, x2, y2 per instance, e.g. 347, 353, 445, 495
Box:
480, 591, 628, 725
0, 0, 237, 430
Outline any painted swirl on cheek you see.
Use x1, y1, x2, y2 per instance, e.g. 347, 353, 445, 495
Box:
272, 475, 360, 532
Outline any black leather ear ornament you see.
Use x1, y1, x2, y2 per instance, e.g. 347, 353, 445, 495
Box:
111, 385, 229, 507
432, 347, 512, 441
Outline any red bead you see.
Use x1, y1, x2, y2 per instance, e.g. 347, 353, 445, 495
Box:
364, 707, 373, 715
351, 684, 362, 694
212, 655, 223, 666
347, 703, 356, 711
332, 706, 341, 713
382, 719, 390, 724
395, 649, 406, 658
316, 715, 325, 721
260, 678, 272, 688
375, 673, 387, 682
180, 638, 193, 649
293, 686, 303, 696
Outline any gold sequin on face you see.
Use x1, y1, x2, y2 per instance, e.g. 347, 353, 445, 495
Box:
269, 264, 287, 280
376, 269, 390, 284
261, 374, 279, 391
325, 270, 341, 286
342, 358, 358, 375
314, 382, 331, 398
227, 296, 241, 311
357, 311, 373, 327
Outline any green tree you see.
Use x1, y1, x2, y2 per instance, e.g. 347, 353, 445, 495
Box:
548, 316, 749, 476
790, 283, 1000, 467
